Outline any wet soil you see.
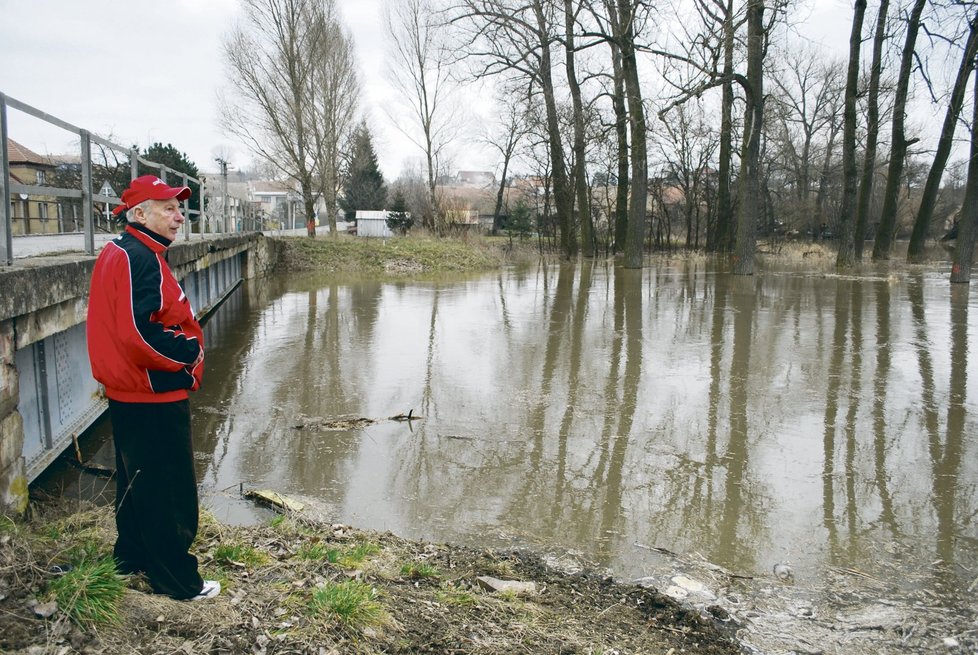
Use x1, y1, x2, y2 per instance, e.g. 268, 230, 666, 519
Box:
0, 499, 740, 655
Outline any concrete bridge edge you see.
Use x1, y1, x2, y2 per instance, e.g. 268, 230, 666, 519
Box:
0, 232, 284, 515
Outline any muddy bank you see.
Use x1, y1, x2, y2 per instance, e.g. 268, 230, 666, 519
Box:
2, 499, 739, 655
4, 494, 974, 655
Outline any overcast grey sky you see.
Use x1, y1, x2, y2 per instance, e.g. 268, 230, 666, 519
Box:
0, 0, 423, 179
1, 0, 951, 183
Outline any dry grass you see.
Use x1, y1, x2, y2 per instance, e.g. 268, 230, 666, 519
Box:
0, 502, 740, 654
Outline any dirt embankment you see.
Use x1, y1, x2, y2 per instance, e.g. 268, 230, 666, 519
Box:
1, 500, 740, 655
277, 233, 545, 275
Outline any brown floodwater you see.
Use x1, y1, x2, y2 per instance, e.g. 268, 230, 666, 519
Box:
51, 259, 978, 602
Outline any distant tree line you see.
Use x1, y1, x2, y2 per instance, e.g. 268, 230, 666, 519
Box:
219, 0, 978, 279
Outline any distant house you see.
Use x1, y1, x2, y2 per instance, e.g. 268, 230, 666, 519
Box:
247, 180, 292, 228
355, 210, 393, 238
455, 171, 495, 187
244, 180, 331, 230
6, 138, 59, 235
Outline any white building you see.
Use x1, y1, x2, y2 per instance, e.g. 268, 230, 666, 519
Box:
355, 210, 393, 237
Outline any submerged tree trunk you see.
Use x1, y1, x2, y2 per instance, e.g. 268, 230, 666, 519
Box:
620, 0, 648, 269
533, 1, 577, 258
872, 0, 927, 260
854, 0, 889, 260
907, 11, 978, 263
711, 0, 736, 254
950, 67, 978, 283
732, 0, 764, 275
835, 0, 866, 268
564, 0, 595, 256
606, 0, 630, 254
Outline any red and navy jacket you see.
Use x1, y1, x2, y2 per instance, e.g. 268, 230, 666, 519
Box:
86, 223, 204, 403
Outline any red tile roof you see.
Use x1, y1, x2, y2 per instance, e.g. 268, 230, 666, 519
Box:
7, 138, 52, 166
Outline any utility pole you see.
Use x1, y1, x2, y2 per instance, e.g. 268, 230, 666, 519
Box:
215, 157, 229, 232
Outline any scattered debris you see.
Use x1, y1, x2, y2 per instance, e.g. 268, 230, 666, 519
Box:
474, 576, 537, 596
243, 489, 305, 513
773, 563, 794, 582
291, 416, 376, 430
32, 601, 58, 618
390, 409, 422, 421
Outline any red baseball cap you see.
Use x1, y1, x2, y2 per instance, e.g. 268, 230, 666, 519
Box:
112, 175, 192, 215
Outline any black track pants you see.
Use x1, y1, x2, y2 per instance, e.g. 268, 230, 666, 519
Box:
109, 399, 204, 600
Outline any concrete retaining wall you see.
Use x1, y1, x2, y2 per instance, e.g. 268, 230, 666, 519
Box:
0, 232, 281, 513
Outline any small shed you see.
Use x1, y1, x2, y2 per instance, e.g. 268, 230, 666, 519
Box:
355, 210, 393, 238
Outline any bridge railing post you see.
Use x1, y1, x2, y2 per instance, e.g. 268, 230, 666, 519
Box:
80, 130, 94, 256
0, 93, 12, 266
181, 172, 191, 241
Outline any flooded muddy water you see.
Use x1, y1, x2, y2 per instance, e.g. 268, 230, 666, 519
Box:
55, 258, 978, 650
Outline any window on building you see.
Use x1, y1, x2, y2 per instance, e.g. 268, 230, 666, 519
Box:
40, 203, 49, 220
37, 170, 46, 185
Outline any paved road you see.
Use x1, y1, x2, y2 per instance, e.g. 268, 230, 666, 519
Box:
10, 228, 311, 259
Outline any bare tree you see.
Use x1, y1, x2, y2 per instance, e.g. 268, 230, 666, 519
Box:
563, 0, 597, 256
652, 102, 720, 249
386, 0, 460, 233
854, 0, 891, 260
452, 0, 578, 257
601, 0, 631, 253
907, 6, 978, 262
768, 48, 845, 239
872, 0, 928, 260
579, 0, 651, 258
732, 0, 765, 275
480, 82, 533, 234
612, 0, 649, 268
653, 0, 745, 253
221, 0, 357, 237
309, 11, 359, 234
835, 0, 867, 268
652, 0, 789, 269
950, 66, 978, 283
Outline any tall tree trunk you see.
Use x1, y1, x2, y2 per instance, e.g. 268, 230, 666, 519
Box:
835, 0, 866, 268
606, 0, 630, 253
711, 0, 736, 253
620, 0, 648, 269
907, 11, 978, 262
732, 0, 764, 275
872, 0, 927, 260
564, 0, 595, 256
534, 2, 576, 257
815, 123, 840, 220
950, 67, 978, 283
492, 157, 511, 235
854, 0, 889, 260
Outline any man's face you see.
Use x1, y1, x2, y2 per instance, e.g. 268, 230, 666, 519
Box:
135, 198, 184, 240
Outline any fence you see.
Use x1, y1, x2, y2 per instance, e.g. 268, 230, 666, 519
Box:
1, 91, 231, 266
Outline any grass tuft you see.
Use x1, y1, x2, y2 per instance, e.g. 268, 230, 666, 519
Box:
436, 587, 478, 607
400, 561, 440, 579
47, 556, 126, 626
213, 542, 270, 568
308, 579, 387, 629
335, 540, 380, 569
295, 542, 341, 562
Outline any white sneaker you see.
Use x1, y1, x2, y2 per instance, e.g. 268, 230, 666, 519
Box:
190, 580, 221, 601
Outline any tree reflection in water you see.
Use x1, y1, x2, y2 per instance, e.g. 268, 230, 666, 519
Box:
56, 262, 976, 601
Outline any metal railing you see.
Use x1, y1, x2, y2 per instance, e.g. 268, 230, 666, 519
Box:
1, 91, 227, 266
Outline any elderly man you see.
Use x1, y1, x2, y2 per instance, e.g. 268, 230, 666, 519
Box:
86, 175, 219, 601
